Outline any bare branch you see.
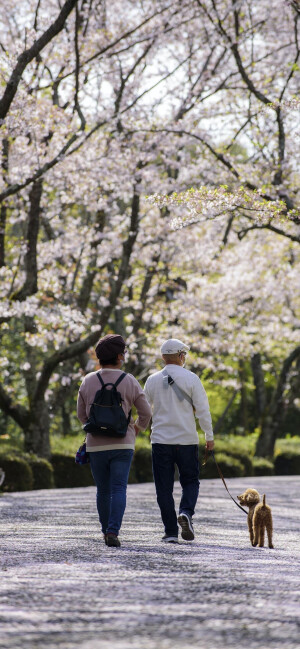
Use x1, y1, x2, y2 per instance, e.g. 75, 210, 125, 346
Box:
0, 0, 78, 120
73, 2, 86, 129
237, 223, 300, 243
0, 382, 29, 428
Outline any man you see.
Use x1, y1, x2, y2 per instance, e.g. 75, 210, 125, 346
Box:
77, 334, 151, 548
144, 338, 214, 544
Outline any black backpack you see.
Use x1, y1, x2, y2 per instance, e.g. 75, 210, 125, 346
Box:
84, 372, 131, 437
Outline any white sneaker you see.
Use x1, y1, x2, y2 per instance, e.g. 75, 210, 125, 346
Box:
178, 513, 194, 540
161, 534, 179, 543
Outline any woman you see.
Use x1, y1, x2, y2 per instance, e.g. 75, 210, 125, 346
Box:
77, 334, 151, 547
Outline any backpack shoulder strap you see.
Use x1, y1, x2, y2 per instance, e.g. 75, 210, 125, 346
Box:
96, 372, 105, 387
114, 373, 131, 421
114, 372, 127, 388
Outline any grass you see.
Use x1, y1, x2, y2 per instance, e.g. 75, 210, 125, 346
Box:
0, 435, 23, 455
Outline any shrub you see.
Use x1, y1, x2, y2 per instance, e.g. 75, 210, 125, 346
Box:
252, 457, 274, 476
128, 460, 137, 484
229, 451, 253, 476
133, 446, 153, 483
274, 451, 300, 476
27, 456, 55, 490
0, 454, 33, 492
51, 453, 94, 488
202, 452, 244, 479
215, 440, 253, 476
275, 437, 300, 455
198, 445, 206, 467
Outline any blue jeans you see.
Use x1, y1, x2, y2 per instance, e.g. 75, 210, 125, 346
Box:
89, 449, 133, 536
152, 444, 200, 537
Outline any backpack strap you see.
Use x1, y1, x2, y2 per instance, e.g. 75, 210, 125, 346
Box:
162, 369, 193, 407
113, 372, 127, 388
96, 372, 105, 387
96, 372, 126, 388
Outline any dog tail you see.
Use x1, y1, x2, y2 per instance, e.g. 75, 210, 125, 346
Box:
262, 494, 266, 506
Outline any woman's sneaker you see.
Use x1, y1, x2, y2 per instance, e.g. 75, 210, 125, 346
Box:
106, 533, 121, 547
161, 534, 179, 543
177, 513, 194, 540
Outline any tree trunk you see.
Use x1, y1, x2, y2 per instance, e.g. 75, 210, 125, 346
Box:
251, 352, 266, 427
255, 416, 279, 458
255, 346, 300, 458
213, 390, 238, 435
238, 359, 248, 433
14, 179, 42, 300
0, 139, 9, 267
24, 402, 51, 458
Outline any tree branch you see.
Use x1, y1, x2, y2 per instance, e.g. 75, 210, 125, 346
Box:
0, 138, 9, 266
237, 223, 300, 243
73, 2, 86, 130
13, 179, 43, 300
0, 0, 78, 120
32, 178, 142, 405
0, 382, 29, 428
0, 131, 79, 203
269, 346, 300, 417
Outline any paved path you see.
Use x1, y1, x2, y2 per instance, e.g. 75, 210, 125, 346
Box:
0, 476, 299, 649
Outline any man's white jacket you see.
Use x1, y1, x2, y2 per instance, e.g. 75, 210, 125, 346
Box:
144, 364, 214, 445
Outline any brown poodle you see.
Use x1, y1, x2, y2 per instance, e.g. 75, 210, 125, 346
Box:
238, 488, 274, 548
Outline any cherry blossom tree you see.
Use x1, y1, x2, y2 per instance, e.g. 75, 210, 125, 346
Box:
0, 0, 184, 454
0, 0, 299, 458
145, 0, 300, 456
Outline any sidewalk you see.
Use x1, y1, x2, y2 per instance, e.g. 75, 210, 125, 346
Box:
0, 475, 299, 649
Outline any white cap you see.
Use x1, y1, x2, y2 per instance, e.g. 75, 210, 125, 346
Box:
160, 338, 190, 355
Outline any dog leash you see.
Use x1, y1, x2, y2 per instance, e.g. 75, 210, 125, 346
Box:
203, 450, 248, 515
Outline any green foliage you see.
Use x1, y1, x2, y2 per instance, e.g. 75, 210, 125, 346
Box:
132, 446, 153, 483
280, 407, 300, 437
50, 433, 86, 455
0, 454, 33, 492
203, 378, 256, 436
252, 457, 274, 476
217, 433, 258, 454
275, 436, 300, 455
26, 455, 55, 490
1, 432, 299, 490
274, 451, 300, 475
51, 453, 94, 488
202, 452, 244, 479
214, 439, 253, 476
128, 461, 137, 484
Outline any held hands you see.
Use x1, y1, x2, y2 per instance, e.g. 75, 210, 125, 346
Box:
205, 440, 214, 451
134, 422, 140, 436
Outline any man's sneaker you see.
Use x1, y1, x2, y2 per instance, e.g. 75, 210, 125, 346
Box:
161, 534, 179, 544
178, 513, 194, 540
106, 533, 121, 547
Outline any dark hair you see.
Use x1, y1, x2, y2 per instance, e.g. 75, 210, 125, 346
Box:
99, 356, 119, 366
95, 334, 125, 361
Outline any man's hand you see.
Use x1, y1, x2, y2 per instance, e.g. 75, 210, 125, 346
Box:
205, 440, 214, 451
134, 423, 140, 436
